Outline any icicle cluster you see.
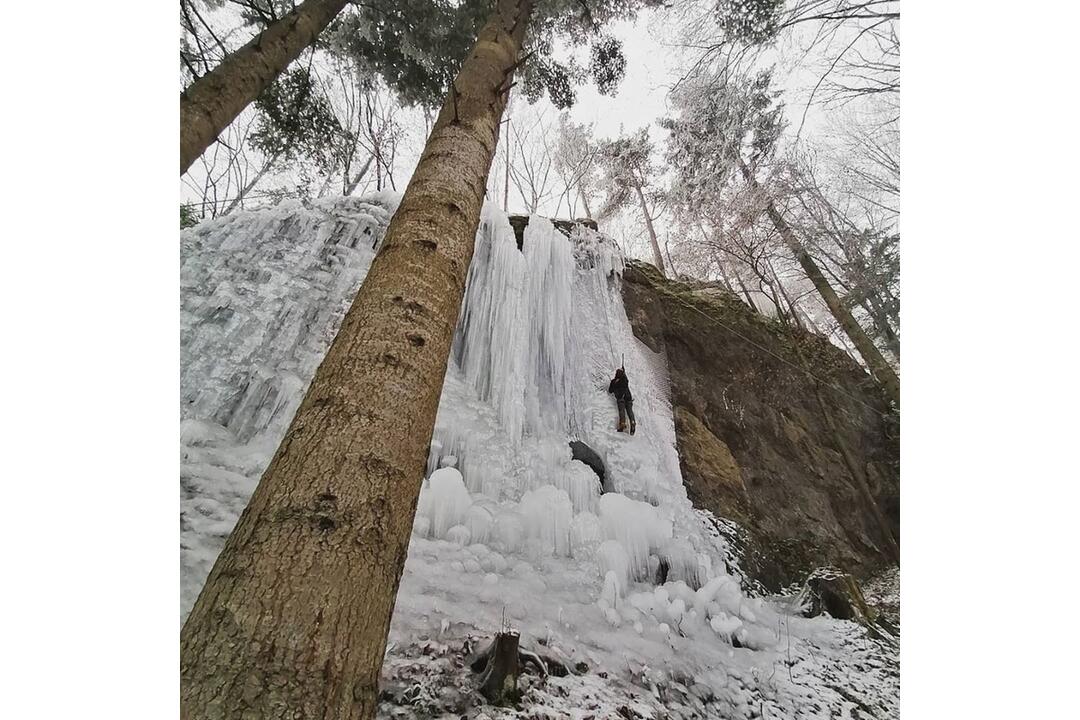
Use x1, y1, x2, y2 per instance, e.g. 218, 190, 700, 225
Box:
421, 208, 745, 612
452, 210, 576, 441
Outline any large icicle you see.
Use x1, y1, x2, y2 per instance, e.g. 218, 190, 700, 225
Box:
452, 208, 529, 440
450, 212, 577, 444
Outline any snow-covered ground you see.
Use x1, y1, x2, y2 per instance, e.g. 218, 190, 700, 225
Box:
180, 195, 899, 719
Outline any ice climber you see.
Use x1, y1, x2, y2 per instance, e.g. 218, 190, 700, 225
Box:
608, 367, 636, 434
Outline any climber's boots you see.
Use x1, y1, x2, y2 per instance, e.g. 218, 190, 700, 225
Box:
629, 420, 636, 435
617, 419, 626, 433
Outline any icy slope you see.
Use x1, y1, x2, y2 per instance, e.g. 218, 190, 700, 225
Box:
179, 196, 898, 719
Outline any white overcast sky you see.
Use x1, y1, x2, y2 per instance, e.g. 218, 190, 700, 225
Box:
565, 11, 677, 139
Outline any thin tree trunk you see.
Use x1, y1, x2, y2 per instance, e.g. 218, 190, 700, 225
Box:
757, 273, 787, 326
223, 150, 282, 214
710, 251, 736, 293
179, 3, 534, 719
696, 222, 736, 294
180, 0, 349, 174
863, 295, 900, 361
740, 162, 899, 406
879, 282, 900, 322
503, 93, 512, 212
663, 235, 678, 278
579, 187, 592, 219
317, 165, 338, 197
344, 155, 375, 196
733, 267, 760, 313
631, 181, 666, 275
828, 323, 861, 364
766, 257, 803, 330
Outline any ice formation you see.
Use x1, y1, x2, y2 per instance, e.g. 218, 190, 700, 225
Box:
180, 196, 899, 718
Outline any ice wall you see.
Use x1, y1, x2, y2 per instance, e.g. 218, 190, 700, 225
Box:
422, 208, 733, 566
409, 207, 748, 621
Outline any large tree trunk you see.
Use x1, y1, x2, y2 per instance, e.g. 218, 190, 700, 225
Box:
632, 181, 666, 275
179, 3, 535, 719
740, 163, 899, 406
770, 199, 900, 405
180, 0, 349, 175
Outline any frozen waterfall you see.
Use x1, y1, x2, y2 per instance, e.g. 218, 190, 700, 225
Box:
180, 194, 899, 719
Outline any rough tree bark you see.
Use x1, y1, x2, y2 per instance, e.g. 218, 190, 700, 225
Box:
180, 0, 349, 175
740, 163, 900, 406
179, 3, 535, 719
632, 181, 666, 276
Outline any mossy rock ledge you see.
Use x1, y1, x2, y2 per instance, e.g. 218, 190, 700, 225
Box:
620, 260, 899, 591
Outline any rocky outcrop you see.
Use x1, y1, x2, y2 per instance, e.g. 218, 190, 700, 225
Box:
507, 214, 598, 250
569, 440, 608, 492
621, 261, 899, 591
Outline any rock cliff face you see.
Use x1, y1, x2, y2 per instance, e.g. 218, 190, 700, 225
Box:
621, 261, 899, 591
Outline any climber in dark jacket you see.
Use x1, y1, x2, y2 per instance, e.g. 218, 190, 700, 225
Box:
608, 367, 636, 434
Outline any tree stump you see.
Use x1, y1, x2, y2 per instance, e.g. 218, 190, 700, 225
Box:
474, 630, 520, 705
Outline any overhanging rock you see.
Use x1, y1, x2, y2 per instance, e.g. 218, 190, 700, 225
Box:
569, 440, 608, 493
508, 215, 598, 250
